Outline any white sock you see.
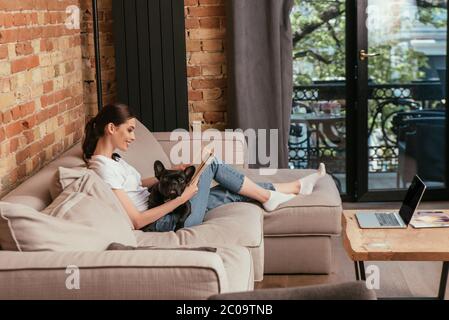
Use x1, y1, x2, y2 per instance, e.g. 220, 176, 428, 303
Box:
262, 190, 296, 212
299, 163, 326, 195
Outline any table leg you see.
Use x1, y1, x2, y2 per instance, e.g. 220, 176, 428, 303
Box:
437, 261, 449, 300
358, 261, 366, 281
354, 261, 366, 281
354, 261, 360, 281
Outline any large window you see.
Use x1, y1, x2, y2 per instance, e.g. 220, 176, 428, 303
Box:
290, 0, 347, 193
290, 0, 448, 200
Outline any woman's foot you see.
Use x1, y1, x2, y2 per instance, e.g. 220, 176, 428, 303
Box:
262, 190, 296, 212
298, 163, 326, 195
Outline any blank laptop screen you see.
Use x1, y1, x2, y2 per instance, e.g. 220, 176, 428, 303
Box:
398, 176, 426, 224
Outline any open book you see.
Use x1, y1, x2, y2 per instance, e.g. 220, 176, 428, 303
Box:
188, 147, 215, 185
410, 211, 449, 228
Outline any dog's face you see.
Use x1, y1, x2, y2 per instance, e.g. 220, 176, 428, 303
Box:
154, 161, 196, 199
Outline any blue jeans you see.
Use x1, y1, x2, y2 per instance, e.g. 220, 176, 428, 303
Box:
148, 156, 275, 232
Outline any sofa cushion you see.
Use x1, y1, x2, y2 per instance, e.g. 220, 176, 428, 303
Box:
42, 191, 136, 247
49, 165, 88, 200
105, 243, 254, 294
240, 168, 342, 235
264, 236, 332, 274
0, 244, 253, 299
49, 166, 83, 200
0, 202, 111, 251
133, 202, 264, 281
133, 202, 263, 248
49, 167, 134, 229
0, 166, 137, 251
214, 245, 254, 292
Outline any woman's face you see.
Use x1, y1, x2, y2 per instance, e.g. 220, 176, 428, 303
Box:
109, 118, 136, 151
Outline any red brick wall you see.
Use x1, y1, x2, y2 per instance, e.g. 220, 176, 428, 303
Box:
0, 0, 85, 197
80, 0, 228, 129
185, 0, 228, 131
0, 0, 228, 197
80, 0, 116, 119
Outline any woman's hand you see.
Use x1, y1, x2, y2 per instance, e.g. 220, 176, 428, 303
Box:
179, 179, 199, 203
171, 163, 191, 171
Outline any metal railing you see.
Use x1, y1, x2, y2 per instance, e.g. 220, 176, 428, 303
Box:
289, 81, 445, 173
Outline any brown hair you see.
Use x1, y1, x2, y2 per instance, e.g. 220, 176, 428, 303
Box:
82, 103, 135, 163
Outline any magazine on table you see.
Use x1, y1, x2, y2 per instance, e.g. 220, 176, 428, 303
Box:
410, 211, 449, 228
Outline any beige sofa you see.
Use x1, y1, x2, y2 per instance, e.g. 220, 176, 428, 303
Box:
0, 120, 342, 299
155, 130, 342, 274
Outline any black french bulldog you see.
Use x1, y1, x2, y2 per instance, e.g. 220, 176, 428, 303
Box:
141, 160, 196, 232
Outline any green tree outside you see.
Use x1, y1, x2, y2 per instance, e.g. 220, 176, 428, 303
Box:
291, 0, 446, 85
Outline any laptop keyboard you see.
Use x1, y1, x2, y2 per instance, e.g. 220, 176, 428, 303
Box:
375, 213, 401, 226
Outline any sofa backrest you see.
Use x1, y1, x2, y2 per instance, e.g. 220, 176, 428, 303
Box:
1, 120, 170, 211
1, 145, 85, 211
120, 120, 171, 177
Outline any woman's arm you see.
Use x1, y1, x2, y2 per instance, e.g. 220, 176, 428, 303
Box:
113, 189, 183, 229
112, 181, 199, 230
141, 177, 159, 188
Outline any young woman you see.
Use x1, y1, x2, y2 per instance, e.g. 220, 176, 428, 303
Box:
83, 103, 326, 232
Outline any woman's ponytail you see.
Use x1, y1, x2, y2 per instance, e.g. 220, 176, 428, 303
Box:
82, 117, 99, 163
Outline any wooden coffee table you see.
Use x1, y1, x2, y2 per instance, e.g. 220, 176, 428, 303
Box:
342, 210, 449, 300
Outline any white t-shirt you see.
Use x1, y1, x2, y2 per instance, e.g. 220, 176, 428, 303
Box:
88, 155, 151, 212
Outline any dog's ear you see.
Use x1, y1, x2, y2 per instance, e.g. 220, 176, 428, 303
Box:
184, 166, 196, 182
154, 161, 166, 180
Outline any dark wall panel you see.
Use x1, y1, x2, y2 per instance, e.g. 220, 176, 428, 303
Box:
112, 0, 189, 131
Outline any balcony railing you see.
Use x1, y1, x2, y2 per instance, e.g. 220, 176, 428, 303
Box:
289, 81, 445, 174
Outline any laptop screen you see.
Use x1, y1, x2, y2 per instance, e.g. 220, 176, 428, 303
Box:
399, 175, 427, 224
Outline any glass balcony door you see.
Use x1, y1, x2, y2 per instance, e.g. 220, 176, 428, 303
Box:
290, 0, 348, 195
356, 0, 448, 200
290, 0, 448, 201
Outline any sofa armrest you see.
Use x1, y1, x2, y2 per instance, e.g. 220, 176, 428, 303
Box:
0, 249, 229, 300
153, 131, 248, 169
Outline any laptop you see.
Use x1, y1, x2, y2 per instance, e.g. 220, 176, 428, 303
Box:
356, 175, 427, 229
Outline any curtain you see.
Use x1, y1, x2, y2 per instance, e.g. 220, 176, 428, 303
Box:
226, 0, 294, 169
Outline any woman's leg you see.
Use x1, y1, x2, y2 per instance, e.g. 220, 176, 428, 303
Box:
184, 156, 301, 228
185, 156, 288, 227
145, 212, 176, 232
272, 181, 301, 194
184, 156, 244, 227
163, 156, 326, 230
201, 157, 298, 203
206, 182, 275, 212
238, 165, 327, 196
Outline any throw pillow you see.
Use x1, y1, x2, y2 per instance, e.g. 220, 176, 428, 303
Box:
0, 202, 111, 251
51, 167, 134, 230
49, 165, 87, 200
42, 190, 137, 247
